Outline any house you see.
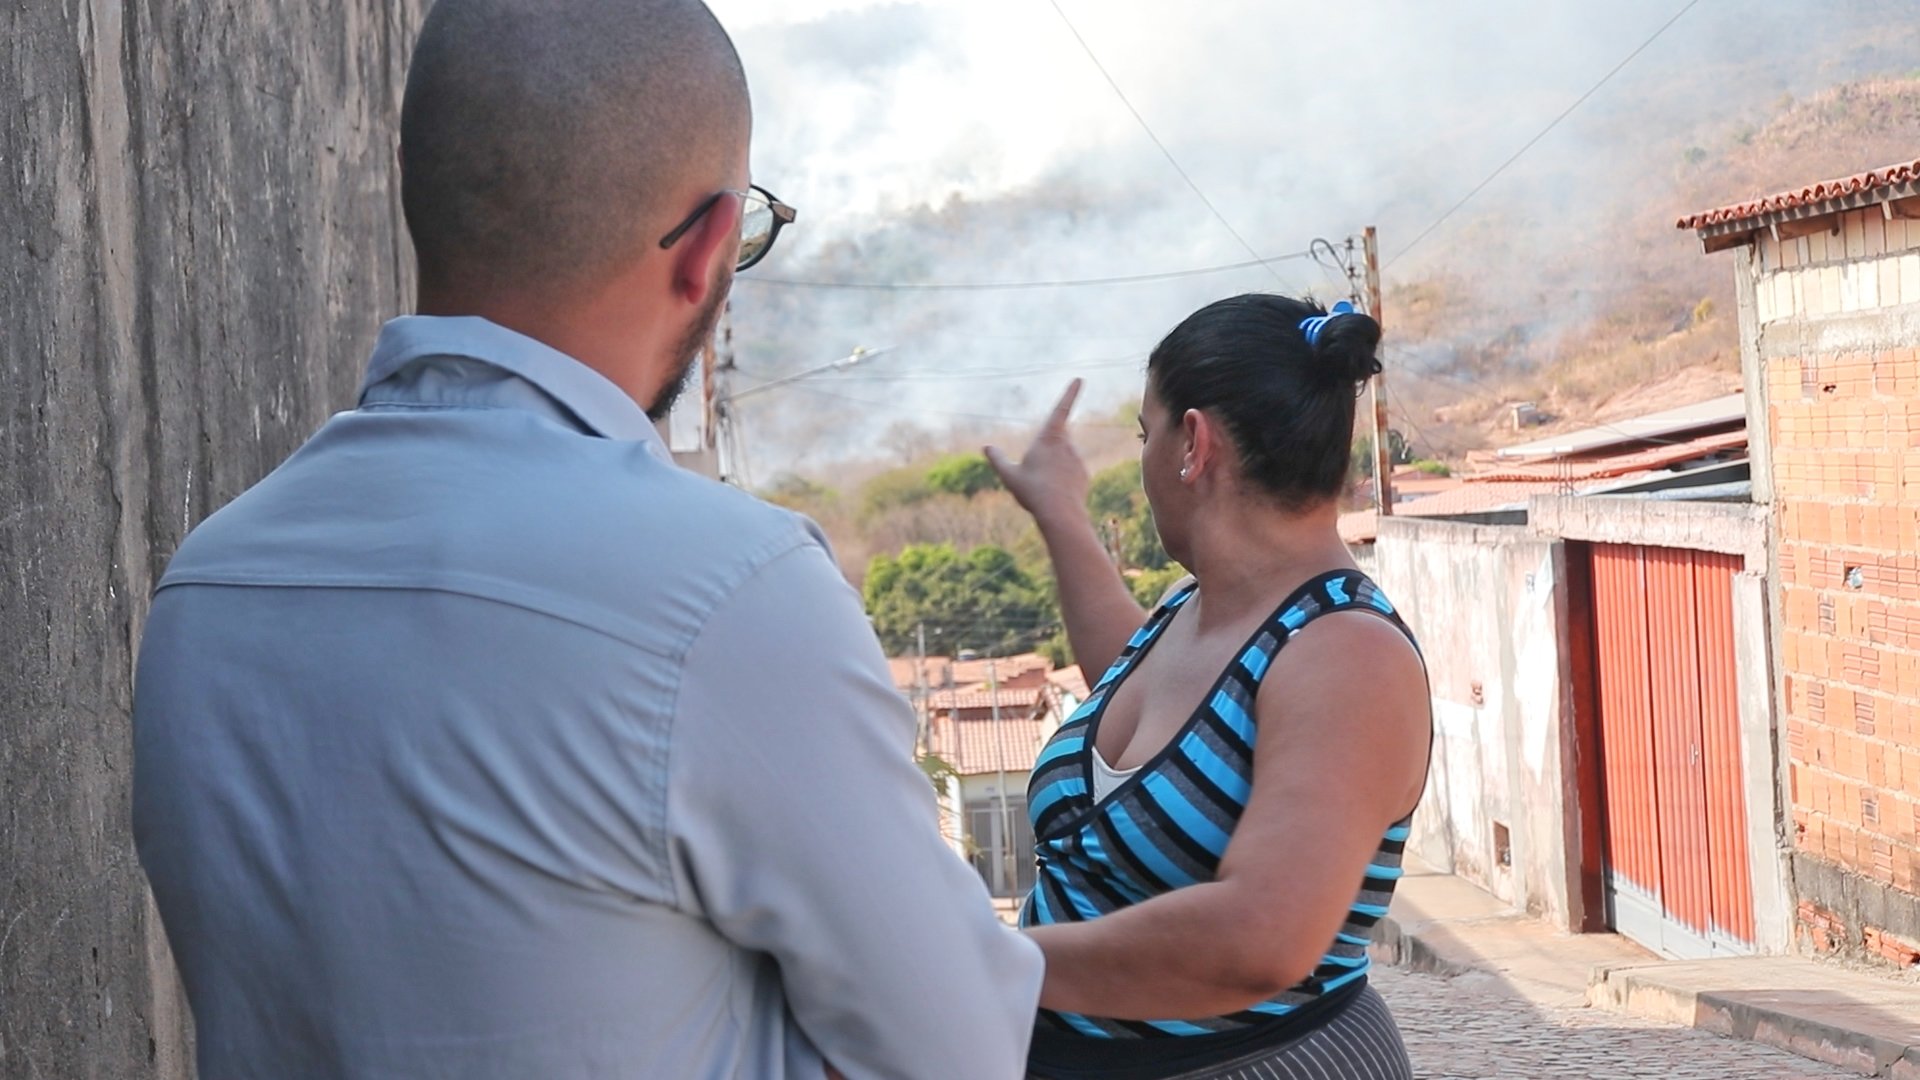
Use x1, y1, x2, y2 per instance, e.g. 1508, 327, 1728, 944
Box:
927, 685, 1059, 898
1341, 394, 1750, 548
1678, 158, 1920, 967
1348, 159, 1920, 968
885, 651, 1088, 897
1355, 391, 1773, 957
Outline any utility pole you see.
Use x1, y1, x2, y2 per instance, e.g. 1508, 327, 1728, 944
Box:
914, 622, 930, 757
713, 304, 746, 485
1363, 226, 1394, 515
702, 303, 726, 456
712, 338, 888, 488
988, 654, 1013, 897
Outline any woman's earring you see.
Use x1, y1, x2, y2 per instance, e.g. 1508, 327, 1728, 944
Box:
1179, 466, 1192, 481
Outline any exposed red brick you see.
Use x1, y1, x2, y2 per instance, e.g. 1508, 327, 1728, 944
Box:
1864, 926, 1920, 967
1797, 899, 1849, 954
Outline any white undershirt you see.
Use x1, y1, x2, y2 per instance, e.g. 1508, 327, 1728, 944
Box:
1090, 745, 1142, 803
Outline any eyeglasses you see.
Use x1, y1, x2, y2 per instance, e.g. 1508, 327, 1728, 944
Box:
658, 184, 797, 272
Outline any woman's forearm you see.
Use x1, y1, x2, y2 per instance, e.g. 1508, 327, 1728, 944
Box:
1025, 881, 1313, 1020
1035, 507, 1148, 683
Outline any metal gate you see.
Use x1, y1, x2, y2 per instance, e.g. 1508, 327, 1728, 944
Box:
1588, 543, 1754, 957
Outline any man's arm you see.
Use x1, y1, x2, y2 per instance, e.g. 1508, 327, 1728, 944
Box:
668, 541, 1043, 1080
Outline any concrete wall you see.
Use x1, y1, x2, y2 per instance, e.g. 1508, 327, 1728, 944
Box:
2, 4, 426, 1076
1348, 543, 1377, 578
1372, 518, 1583, 928
1740, 206, 1920, 965
957, 772, 1032, 897
1529, 495, 1768, 566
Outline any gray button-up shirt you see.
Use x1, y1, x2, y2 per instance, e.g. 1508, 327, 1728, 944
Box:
133, 316, 1043, 1079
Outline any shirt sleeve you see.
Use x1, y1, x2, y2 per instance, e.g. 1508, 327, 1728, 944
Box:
666, 540, 1044, 1080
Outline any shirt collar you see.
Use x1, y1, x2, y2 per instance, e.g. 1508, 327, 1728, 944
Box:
361, 315, 664, 445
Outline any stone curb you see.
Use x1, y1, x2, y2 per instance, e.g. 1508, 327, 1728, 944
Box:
1370, 914, 1481, 980
1589, 964, 1920, 1079
1376, 911, 1920, 1078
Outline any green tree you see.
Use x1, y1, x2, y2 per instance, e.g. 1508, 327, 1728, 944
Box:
1036, 629, 1073, 669
916, 751, 959, 794
759, 472, 838, 511
1350, 429, 1412, 479
859, 465, 934, 520
923, 452, 1002, 498
863, 543, 1057, 658
1127, 565, 1190, 607
1087, 460, 1170, 571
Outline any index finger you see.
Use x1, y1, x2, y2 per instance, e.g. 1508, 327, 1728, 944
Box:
1043, 379, 1084, 433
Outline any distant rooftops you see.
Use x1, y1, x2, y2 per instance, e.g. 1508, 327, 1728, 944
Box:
1491, 394, 1744, 460
1342, 391, 1749, 544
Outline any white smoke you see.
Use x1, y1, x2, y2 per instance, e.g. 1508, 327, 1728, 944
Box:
705, 0, 1920, 475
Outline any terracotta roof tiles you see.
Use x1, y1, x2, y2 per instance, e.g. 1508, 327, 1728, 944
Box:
929, 714, 1053, 776
1678, 159, 1920, 231
927, 686, 1048, 713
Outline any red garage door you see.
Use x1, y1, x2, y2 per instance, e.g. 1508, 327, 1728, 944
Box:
1589, 543, 1753, 957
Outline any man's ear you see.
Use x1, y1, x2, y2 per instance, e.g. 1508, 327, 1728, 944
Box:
670, 194, 741, 306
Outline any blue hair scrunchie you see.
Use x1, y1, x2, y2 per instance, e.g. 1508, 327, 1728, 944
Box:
1298, 299, 1357, 347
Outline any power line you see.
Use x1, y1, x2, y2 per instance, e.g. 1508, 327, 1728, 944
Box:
1386, 0, 1704, 268
1310, 236, 1365, 302
1387, 357, 1493, 397
1384, 383, 1443, 461
1043, 0, 1293, 288
884, 331, 1155, 343
765, 381, 1136, 430
1378, 347, 1740, 451
738, 249, 1315, 291
735, 356, 1144, 385
919, 618, 1063, 636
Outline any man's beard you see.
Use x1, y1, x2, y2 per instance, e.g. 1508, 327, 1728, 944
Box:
647, 271, 732, 423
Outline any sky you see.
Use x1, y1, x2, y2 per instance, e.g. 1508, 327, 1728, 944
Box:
692, 0, 1914, 478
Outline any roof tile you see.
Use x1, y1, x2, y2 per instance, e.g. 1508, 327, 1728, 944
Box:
1679, 159, 1920, 230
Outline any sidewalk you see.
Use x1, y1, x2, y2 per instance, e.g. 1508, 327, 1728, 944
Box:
1375, 860, 1920, 1077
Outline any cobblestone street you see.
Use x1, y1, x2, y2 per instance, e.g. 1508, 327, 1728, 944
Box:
1376, 966, 1861, 1079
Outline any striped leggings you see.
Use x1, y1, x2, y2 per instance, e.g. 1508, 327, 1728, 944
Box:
1143, 986, 1412, 1080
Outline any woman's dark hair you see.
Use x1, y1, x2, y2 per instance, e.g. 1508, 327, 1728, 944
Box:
1147, 293, 1383, 508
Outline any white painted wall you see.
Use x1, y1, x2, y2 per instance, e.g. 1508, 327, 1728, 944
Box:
958, 772, 1034, 897
1373, 518, 1579, 926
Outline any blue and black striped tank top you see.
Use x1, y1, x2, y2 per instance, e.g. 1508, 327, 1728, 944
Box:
1021, 569, 1421, 1040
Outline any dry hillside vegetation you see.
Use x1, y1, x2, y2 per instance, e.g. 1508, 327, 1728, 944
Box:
1389, 78, 1920, 454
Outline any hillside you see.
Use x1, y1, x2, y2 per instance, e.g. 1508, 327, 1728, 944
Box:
758, 70, 1920, 587
1387, 77, 1920, 456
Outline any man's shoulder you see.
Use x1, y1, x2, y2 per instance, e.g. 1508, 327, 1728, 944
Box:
591, 452, 833, 576
495, 455, 839, 654
160, 417, 835, 648
625, 459, 823, 547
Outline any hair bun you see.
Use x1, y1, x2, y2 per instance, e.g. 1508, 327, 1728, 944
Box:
1311, 308, 1383, 385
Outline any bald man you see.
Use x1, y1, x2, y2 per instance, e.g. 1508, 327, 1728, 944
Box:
129, 2, 1042, 1077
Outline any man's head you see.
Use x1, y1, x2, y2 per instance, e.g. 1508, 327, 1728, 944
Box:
400, 0, 751, 418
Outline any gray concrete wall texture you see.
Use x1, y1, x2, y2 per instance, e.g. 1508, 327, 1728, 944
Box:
1372, 518, 1583, 930
2, 4, 426, 1075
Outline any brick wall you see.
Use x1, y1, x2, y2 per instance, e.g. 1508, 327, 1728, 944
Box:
1754, 209, 1920, 321
1759, 205, 1920, 963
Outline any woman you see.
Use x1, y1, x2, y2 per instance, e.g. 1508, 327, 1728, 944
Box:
984, 294, 1431, 1080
